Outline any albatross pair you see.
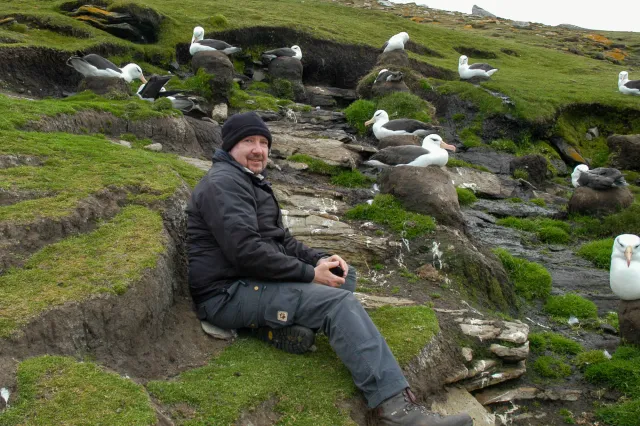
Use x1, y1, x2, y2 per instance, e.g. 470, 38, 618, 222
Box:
364, 134, 456, 168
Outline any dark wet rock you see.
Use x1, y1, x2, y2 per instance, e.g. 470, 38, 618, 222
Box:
549, 158, 568, 176
376, 50, 410, 68
191, 51, 234, 102
67, 4, 163, 43
472, 199, 558, 218
453, 147, 515, 174
304, 85, 356, 108
619, 300, 640, 345
77, 76, 131, 96
267, 57, 306, 102
600, 323, 618, 335
378, 134, 421, 149
608, 134, 640, 171
568, 186, 634, 216
371, 80, 411, 97
509, 155, 548, 185
379, 167, 464, 230
550, 136, 587, 166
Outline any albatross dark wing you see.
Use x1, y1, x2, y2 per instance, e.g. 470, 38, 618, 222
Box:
578, 168, 627, 189
383, 119, 438, 134
82, 54, 121, 72
196, 39, 234, 50
468, 63, 496, 72
137, 75, 172, 99
381, 41, 389, 52
262, 47, 295, 57
624, 79, 640, 90
369, 146, 430, 166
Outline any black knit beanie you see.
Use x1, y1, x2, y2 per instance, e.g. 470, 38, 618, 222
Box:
221, 112, 272, 152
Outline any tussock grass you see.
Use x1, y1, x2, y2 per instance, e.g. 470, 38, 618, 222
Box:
545, 294, 598, 319
456, 187, 477, 206
533, 355, 572, 379
0, 356, 156, 425
577, 238, 614, 269
493, 248, 551, 300
529, 332, 583, 355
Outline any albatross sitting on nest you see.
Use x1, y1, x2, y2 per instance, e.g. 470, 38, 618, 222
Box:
261, 45, 302, 64
137, 75, 209, 117
571, 164, 627, 189
364, 110, 440, 140
458, 55, 498, 79
610, 234, 640, 300
190, 26, 242, 55
363, 134, 456, 167
374, 69, 404, 84
66, 54, 147, 83
618, 71, 640, 96
382, 32, 409, 52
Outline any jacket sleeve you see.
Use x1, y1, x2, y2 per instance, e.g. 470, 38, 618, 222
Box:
282, 228, 330, 266
195, 172, 316, 283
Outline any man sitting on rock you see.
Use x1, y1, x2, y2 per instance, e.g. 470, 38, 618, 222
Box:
186, 111, 473, 426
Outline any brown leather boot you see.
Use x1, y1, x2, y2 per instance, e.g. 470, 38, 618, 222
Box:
376, 388, 474, 426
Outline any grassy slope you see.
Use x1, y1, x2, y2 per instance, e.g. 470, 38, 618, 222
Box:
1, 0, 640, 121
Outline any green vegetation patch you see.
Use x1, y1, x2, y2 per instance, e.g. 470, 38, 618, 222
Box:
330, 170, 375, 188
493, 248, 551, 300
497, 216, 571, 244
456, 187, 477, 206
533, 355, 572, 379
584, 345, 640, 426
528, 332, 583, 355
544, 294, 598, 319
286, 154, 342, 175
0, 130, 203, 223
572, 205, 640, 238
538, 226, 570, 244
0, 206, 165, 337
375, 92, 433, 124
344, 99, 377, 135
368, 305, 439, 366
229, 83, 292, 112
575, 350, 610, 370
530, 198, 546, 207
345, 194, 436, 239
0, 355, 156, 426
446, 158, 490, 172
576, 238, 614, 269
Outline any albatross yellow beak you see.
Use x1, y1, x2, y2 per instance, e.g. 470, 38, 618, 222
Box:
140, 75, 147, 84
440, 141, 456, 152
364, 118, 375, 126
625, 246, 633, 267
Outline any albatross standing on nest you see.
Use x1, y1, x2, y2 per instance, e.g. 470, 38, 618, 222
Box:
137, 75, 209, 117
261, 45, 302, 64
66, 54, 147, 83
381, 32, 409, 52
571, 164, 627, 189
190, 26, 242, 55
364, 134, 456, 167
364, 110, 440, 140
458, 55, 498, 79
610, 234, 640, 300
618, 71, 640, 96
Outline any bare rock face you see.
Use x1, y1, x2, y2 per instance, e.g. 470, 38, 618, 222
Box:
191, 51, 234, 102
371, 80, 411, 97
619, 299, 640, 345
376, 50, 410, 68
472, 5, 497, 18
568, 186, 634, 216
608, 134, 640, 172
509, 154, 549, 185
268, 57, 306, 102
379, 166, 464, 230
270, 133, 362, 168
448, 167, 520, 199
77, 76, 131, 96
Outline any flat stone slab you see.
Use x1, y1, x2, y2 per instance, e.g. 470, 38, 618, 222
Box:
475, 386, 582, 405
355, 294, 416, 309
431, 387, 496, 426
463, 361, 527, 391
270, 133, 361, 167
448, 167, 518, 199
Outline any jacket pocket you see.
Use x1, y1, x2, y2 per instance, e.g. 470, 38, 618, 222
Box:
264, 286, 302, 328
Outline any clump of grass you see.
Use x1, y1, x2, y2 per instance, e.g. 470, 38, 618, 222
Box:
538, 226, 570, 244
178, 68, 213, 100
8, 22, 28, 33
152, 97, 173, 111
575, 350, 609, 370
559, 408, 576, 424
459, 127, 483, 148
529, 332, 583, 355
493, 248, 551, 300
345, 194, 435, 239
497, 216, 571, 244
533, 355, 572, 379
576, 238, 613, 269
270, 78, 294, 100
530, 198, 546, 207
0, 356, 156, 425
229, 83, 286, 112
456, 187, 477, 206
544, 294, 598, 319
375, 92, 432, 123
513, 168, 529, 180
452, 112, 465, 122
344, 99, 377, 135
207, 13, 229, 28
286, 154, 341, 175
330, 170, 375, 188
572, 205, 640, 238
507, 197, 523, 203
446, 158, 490, 172
491, 138, 517, 154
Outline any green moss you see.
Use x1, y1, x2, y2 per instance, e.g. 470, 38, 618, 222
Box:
575, 350, 609, 370
530, 198, 546, 207
576, 238, 614, 269
152, 96, 173, 111
528, 332, 583, 355
399, 268, 420, 283
493, 248, 551, 300
330, 170, 375, 188
574, 205, 640, 238
368, 305, 439, 366
497, 217, 570, 234
375, 92, 432, 123
345, 194, 435, 239
538, 226, 570, 244
344, 99, 377, 135
270, 78, 294, 100
446, 158, 490, 172
533, 355, 572, 379
507, 197, 522, 203
286, 154, 342, 175
544, 294, 598, 319
452, 113, 465, 122
206, 13, 229, 28
229, 83, 284, 112
7, 22, 28, 33
456, 187, 477, 206
559, 408, 576, 424
491, 138, 517, 154
0, 356, 156, 425
512, 168, 529, 180
459, 126, 483, 148
0, 206, 165, 337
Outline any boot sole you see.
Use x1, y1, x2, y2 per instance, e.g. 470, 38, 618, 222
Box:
257, 325, 315, 354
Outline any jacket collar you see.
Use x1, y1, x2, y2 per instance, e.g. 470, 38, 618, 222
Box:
212, 149, 269, 184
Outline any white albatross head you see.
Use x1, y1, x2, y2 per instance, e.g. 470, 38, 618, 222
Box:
571, 164, 589, 187
613, 234, 640, 267
619, 71, 629, 85
120, 63, 146, 83
364, 110, 389, 127
291, 45, 302, 59
459, 55, 469, 67
378, 68, 389, 75
192, 26, 205, 43
398, 32, 409, 43
421, 134, 456, 152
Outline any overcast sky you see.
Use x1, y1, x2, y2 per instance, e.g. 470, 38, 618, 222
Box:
391, 0, 638, 32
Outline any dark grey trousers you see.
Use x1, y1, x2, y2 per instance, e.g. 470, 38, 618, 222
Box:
198, 267, 408, 408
